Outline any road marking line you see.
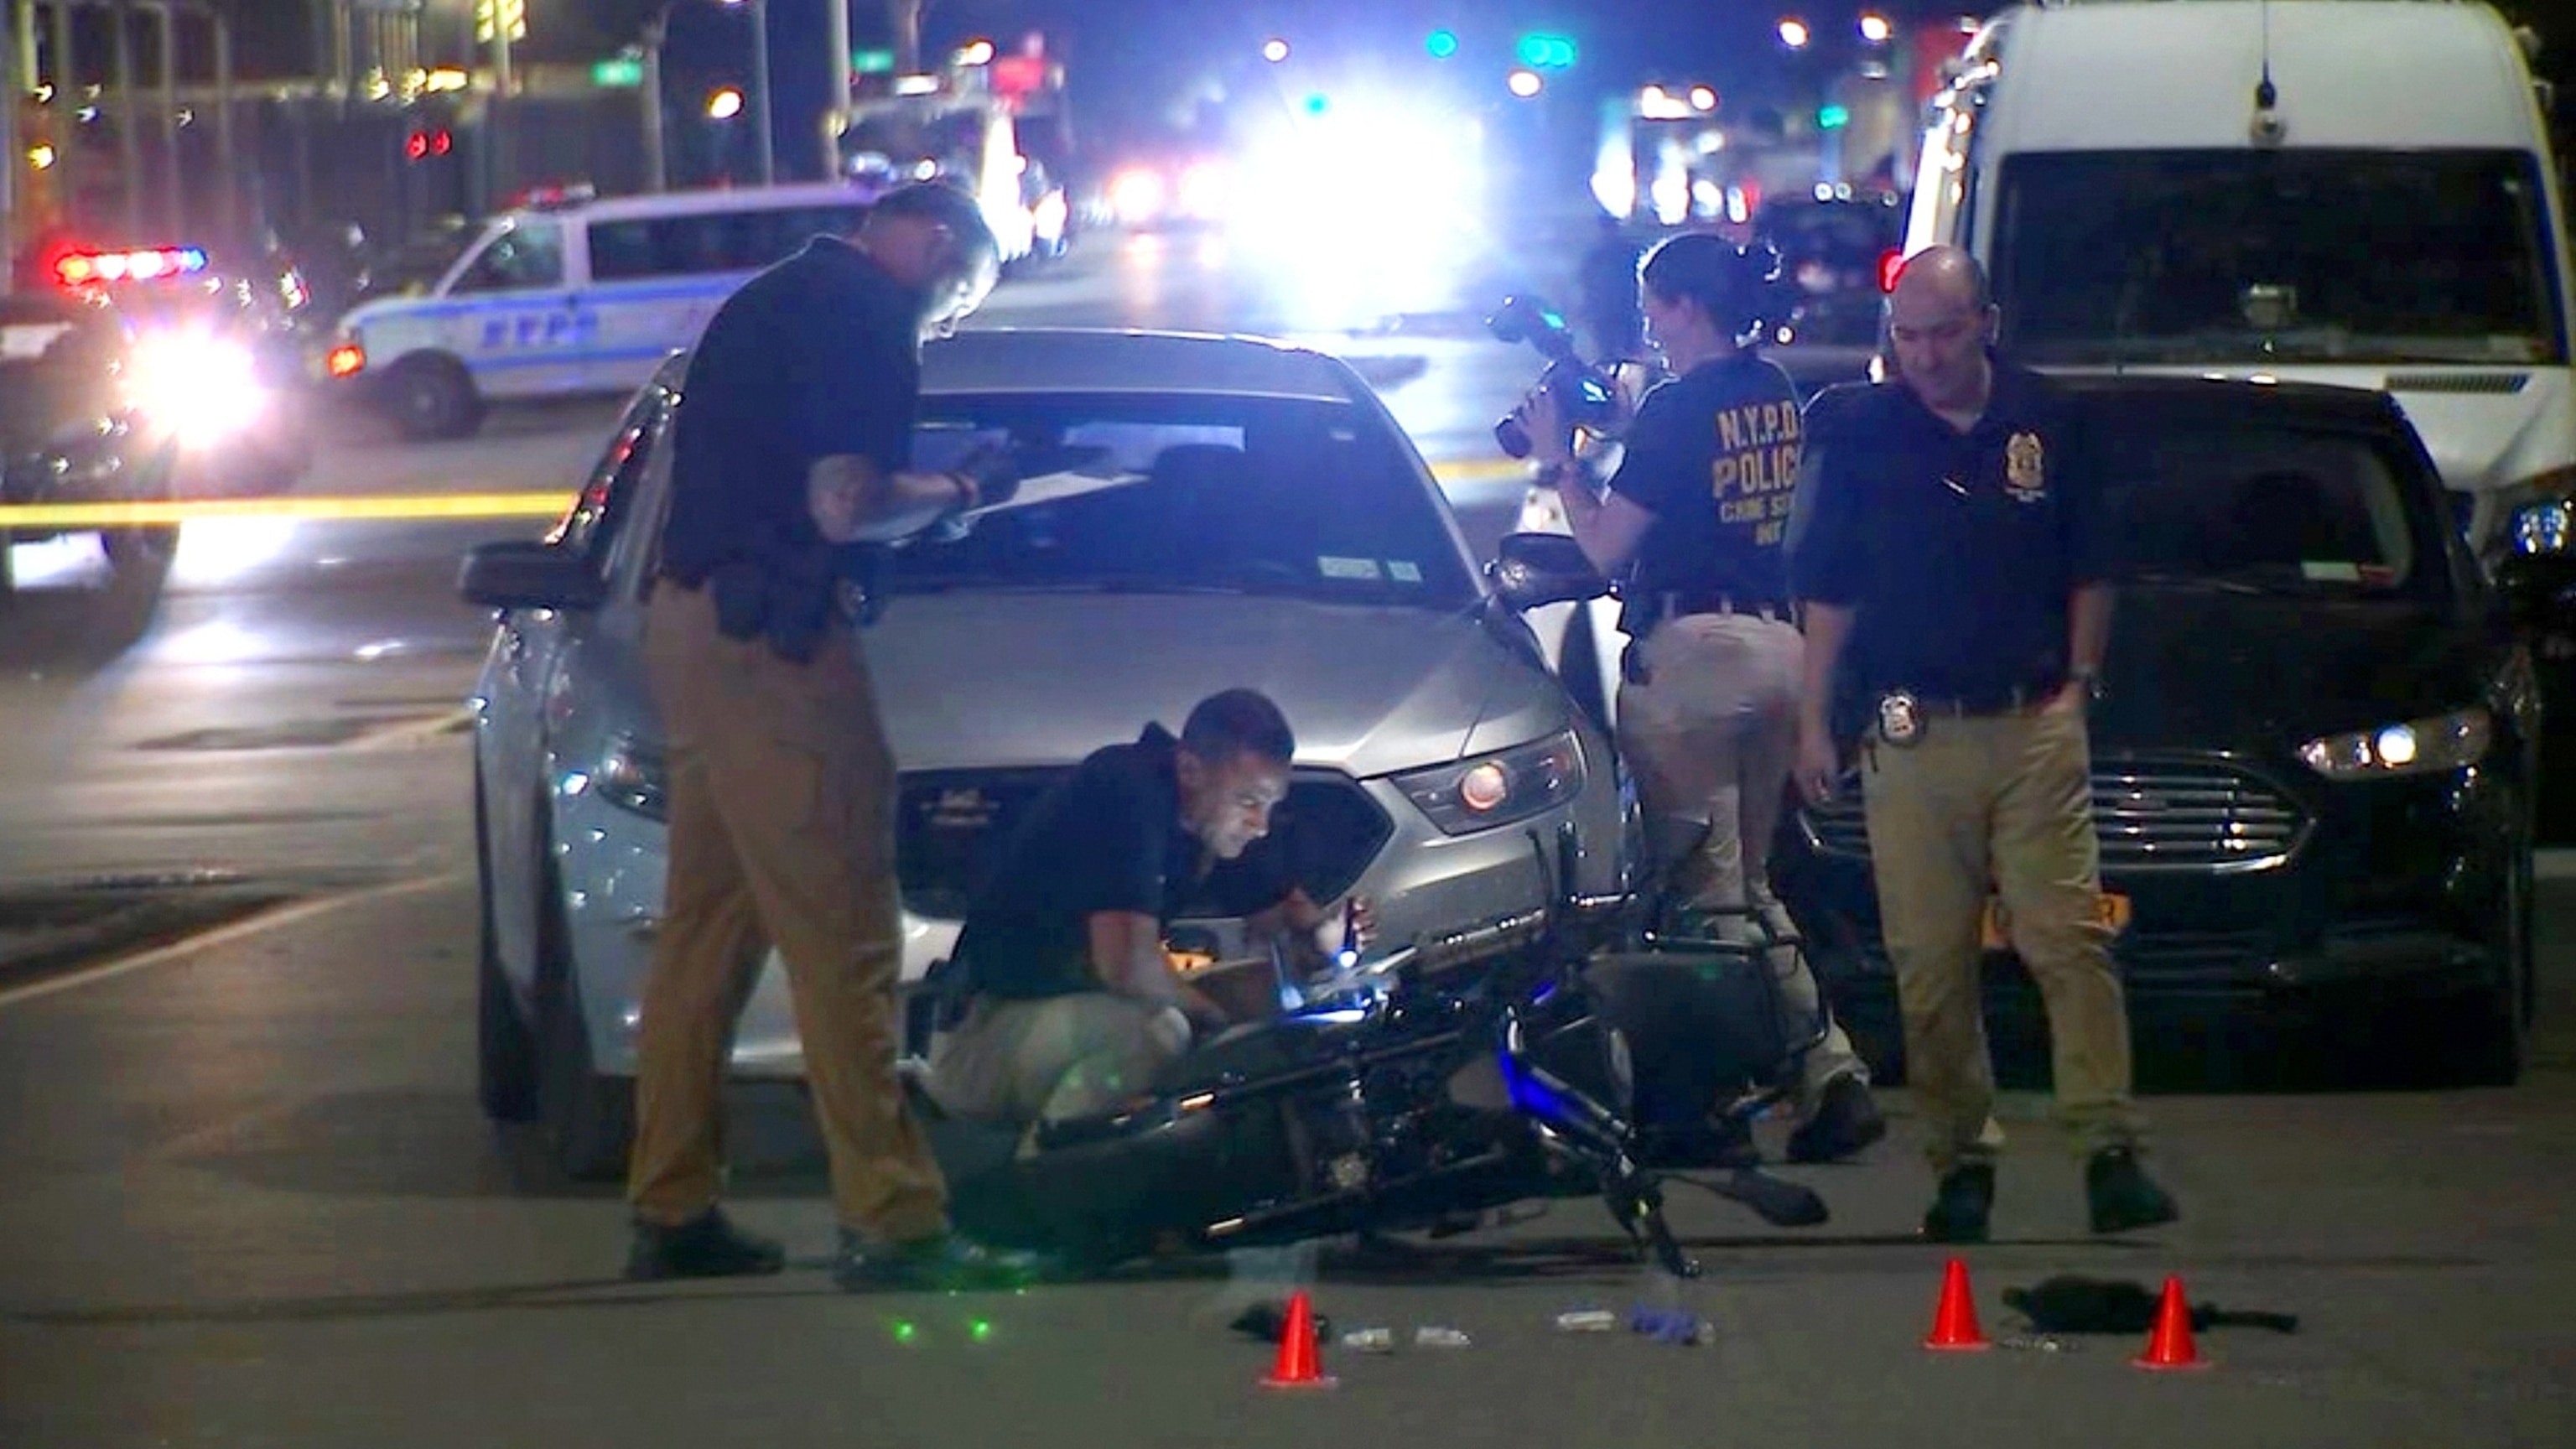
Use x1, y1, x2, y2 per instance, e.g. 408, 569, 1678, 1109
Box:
0, 870, 470, 1011
0, 460, 1535, 527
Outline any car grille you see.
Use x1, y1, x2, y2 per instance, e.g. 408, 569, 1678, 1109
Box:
896, 767, 1392, 921
1801, 757, 2307, 872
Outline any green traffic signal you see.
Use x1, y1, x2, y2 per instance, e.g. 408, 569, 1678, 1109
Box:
1515, 33, 1576, 69
1427, 29, 1458, 58
1818, 104, 1851, 128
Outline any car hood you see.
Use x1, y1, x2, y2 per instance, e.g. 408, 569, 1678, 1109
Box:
2096, 586, 2492, 750
860, 591, 1565, 777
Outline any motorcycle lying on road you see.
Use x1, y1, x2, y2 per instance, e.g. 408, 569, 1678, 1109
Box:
905, 824, 1838, 1280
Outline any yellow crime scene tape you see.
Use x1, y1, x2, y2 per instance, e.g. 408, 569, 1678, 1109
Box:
0, 459, 1535, 530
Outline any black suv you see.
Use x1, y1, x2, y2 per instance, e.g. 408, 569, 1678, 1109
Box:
1776, 376, 2553, 1086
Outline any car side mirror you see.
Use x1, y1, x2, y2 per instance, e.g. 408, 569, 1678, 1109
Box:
1486, 531, 1611, 610
2492, 550, 2576, 631
458, 539, 607, 611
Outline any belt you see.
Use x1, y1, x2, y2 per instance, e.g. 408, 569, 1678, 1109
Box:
1891, 680, 2064, 718
1643, 591, 1794, 625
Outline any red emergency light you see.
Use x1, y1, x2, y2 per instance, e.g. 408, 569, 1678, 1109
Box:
54, 245, 210, 287
1877, 247, 1908, 294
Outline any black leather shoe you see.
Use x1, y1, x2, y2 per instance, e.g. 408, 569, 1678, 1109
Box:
1784, 1076, 1888, 1164
833, 1228, 1047, 1293
2086, 1146, 2180, 1234
1921, 1164, 1996, 1244
626, 1207, 787, 1281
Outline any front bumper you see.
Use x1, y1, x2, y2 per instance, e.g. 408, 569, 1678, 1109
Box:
551, 734, 1634, 1081
1774, 750, 2519, 1027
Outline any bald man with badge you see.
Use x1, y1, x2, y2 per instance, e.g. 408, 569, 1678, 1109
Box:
1784, 246, 2179, 1245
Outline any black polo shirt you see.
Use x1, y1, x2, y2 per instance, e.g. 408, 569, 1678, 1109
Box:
1786, 358, 2104, 706
1607, 352, 1804, 633
657, 236, 922, 585
953, 724, 1296, 1001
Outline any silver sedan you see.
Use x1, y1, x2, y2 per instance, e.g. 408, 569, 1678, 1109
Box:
462, 329, 1636, 1178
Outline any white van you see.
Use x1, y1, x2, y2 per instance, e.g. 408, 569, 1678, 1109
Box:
326, 182, 886, 440
1902, 0, 2576, 558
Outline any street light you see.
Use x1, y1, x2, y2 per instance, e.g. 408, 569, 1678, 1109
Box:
719, 0, 774, 184
1262, 38, 1289, 63
1690, 85, 1717, 111
709, 86, 745, 120
1507, 68, 1542, 97
1778, 18, 1810, 49
1859, 13, 1893, 43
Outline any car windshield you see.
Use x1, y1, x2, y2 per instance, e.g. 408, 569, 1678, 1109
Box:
888, 392, 1478, 608
2093, 405, 2444, 600
1995, 149, 2566, 366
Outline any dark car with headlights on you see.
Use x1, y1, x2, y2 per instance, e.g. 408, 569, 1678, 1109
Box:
1776, 376, 2548, 1085
0, 288, 179, 598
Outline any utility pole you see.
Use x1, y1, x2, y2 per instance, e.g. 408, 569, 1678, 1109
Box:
641, 8, 667, 191
821, 0, 848, 179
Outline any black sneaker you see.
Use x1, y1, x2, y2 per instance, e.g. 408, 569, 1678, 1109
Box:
626, 1206, 787, 1282
1921, 1164, 1995, 1244
833, 1228, 1048, 1293
1784, 1076, 1888, 1164
2086, 1145, 2180, 1235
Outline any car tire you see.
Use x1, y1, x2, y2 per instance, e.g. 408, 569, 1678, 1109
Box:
475, 779, 540, 1123
2450, 852, 2532, 1088
387, 355, 486, 441
534, 851, 636, 1182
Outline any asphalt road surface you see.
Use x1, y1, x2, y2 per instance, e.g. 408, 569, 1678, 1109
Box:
0, 220, 2569, 1449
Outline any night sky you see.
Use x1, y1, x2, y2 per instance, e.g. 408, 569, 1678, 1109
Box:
201, 0, 2576, 168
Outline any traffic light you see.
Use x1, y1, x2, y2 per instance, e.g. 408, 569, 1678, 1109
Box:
1816, 105, 1850, 129
1426, 29, 1458, 58
1516, 33, 1576, 69
405, 127, 453, 160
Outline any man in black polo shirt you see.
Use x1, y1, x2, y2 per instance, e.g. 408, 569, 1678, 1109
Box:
1786, 246, 2179, 1244
626, 182, 1038, 1293
924, 689, 1350, 1141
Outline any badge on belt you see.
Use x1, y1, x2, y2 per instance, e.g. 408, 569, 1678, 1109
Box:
1877, 690, 1924, 746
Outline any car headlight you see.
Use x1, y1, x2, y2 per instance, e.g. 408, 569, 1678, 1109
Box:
580, 735, 668, 821
129, 330, 267, 442
2296, 707, 2492, 780
1394, 730, 1586, 835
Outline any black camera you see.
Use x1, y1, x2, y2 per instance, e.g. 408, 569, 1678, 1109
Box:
1488, 293, 1622, 460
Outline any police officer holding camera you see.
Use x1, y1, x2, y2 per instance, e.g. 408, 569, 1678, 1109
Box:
623, 183, 1043, 1292
1516, 232, 1883, 1166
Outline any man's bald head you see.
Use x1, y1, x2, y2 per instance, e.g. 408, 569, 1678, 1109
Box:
1889, 246, 1991, 314
1885, 245, 1998, 413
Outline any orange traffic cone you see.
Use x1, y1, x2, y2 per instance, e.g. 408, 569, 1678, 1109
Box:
2133, 1275, 2212, 1371
1259, 1291, 1338, 1390
1924, 1258, 1992, 1352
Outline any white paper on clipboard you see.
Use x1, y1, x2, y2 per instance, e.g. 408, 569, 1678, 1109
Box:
962, 464, 1152, 517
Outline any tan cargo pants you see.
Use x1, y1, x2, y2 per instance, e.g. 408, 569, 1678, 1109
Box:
925, 991, 1193, 1130
626, 580, 951, 1244
1857, 694, 2146, 1172
1618, 611, 1867, 1108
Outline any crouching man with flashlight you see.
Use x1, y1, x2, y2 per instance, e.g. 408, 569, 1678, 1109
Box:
921, 688, 1370, 1151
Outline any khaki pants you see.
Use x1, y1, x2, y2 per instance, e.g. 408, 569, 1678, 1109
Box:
1618, 612, 1867, 1109
925, 992, 1192, 1128
1857, 698, 2145, 1173
626, 581, 950, 1244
